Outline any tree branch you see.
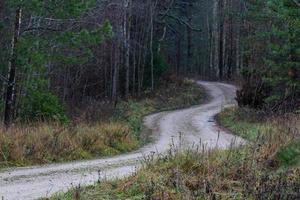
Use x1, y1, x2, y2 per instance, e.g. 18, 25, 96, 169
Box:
161, 13, 202, 32
293, 0, 300, 8
0, 74, 9, 83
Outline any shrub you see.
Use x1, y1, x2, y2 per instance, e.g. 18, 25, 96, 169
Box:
20, 90, 68, 123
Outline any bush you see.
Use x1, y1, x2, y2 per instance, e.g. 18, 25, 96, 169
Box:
20, 90, 68, 123
236, 69, 266, 109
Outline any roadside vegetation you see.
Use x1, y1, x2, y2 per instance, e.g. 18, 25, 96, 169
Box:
0, 0, 299, 199
52, 108, 300, 200
216, 107, 270, 141
0, 78, 203, 169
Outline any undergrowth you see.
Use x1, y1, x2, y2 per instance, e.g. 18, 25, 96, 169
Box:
218, 107, 300, 168
216, 107, 268, 141
0, 78, 203, 169
52, 108, 300, 200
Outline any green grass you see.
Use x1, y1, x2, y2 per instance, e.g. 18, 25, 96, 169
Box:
0, 79, 203, 169
276, 140, 300, 167
217, 107, 271, 141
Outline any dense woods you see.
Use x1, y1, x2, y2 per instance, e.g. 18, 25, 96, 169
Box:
0, 1, 300, 199
0, 0, 299, 125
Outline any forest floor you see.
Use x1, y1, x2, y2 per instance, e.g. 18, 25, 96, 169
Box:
0, 81, 243, 200
51, 86, 300, 199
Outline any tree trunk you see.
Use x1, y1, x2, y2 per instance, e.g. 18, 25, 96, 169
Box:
150, 2, 154, 91
4, 7, 22, 127
0, 0, 5, 98
112, 42, 119, 105
176, 36, 181, 75
124, 0, 131, 99
218, 0, 224, 80
227, 0, 233, 79
186, 2, 193, 73
212, 0, 220, 79
137, 21, 146, 96
207, 11, 213, 78
132, 46, 136, 96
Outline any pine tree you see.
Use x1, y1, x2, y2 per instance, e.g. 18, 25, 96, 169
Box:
237, 0, 300, 112
264, 0, 300, 111
3, 0, 112, 125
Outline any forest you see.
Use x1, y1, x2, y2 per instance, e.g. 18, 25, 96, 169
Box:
0, 0, 300, 199
0, 0, 299, 124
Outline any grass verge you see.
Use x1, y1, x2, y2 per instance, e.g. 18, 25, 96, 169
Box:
52, 107, 300, 200
0, 78, 203, 169
216, 107, 270, 141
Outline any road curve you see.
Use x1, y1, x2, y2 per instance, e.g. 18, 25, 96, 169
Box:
0, 81, 245, 200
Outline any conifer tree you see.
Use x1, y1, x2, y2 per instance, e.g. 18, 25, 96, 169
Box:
3, 0, 111, 125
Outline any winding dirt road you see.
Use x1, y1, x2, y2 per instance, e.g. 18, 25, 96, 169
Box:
0, 81, 245, 200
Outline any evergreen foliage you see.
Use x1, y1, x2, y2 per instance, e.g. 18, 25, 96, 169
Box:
1, 0, 111, 122
237, 0, 300, 112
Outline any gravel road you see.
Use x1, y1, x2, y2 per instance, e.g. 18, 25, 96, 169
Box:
0, 81, 245, 200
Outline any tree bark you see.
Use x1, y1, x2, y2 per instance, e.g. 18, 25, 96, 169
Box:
176, 36, 181, 75
0, 0, 5, 98
132, 45, 136, 96
207, 10, 213, 78
124, 0, 131, 99
4, 7, 22, 126
212, 0, 220, 79
186, 2, 193, 73
112, 42, 119, 105
218, 0, 224, 80
150, 1, 154, 91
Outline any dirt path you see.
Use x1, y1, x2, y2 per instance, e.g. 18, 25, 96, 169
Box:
0, 81, 245, 200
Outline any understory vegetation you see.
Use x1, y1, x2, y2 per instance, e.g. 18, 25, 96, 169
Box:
0, 78, 202, 169
0, 0, 299, 199
236, 0, 300, 112
52, 108, 300, 200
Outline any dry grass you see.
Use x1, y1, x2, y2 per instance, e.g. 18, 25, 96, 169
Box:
0, 122, 138, 168
0, 78, 203, 169
52, 108, 300, 200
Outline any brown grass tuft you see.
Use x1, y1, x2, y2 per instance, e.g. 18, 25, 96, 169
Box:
0, 122, 138, 168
